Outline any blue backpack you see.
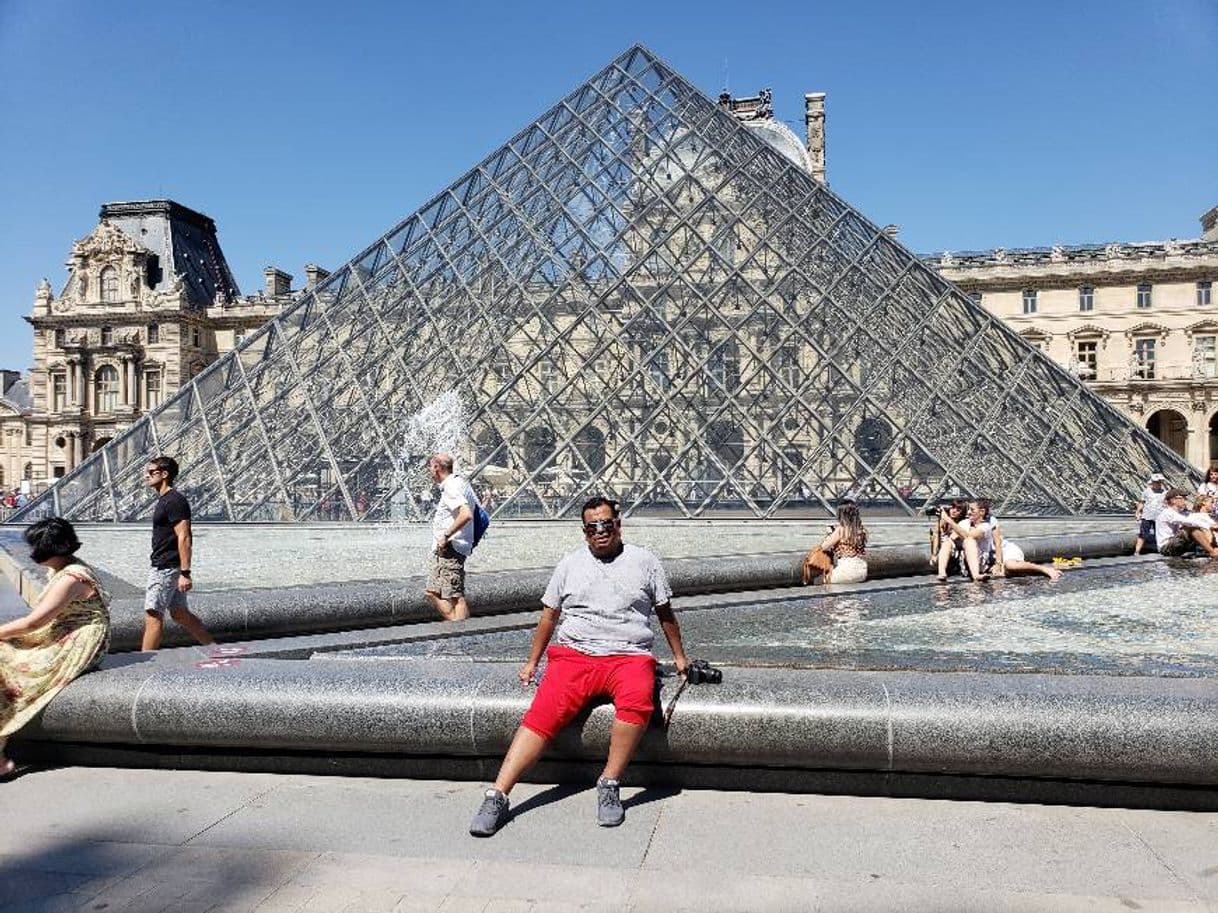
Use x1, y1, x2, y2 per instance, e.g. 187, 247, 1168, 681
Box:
472, 501, 491, 549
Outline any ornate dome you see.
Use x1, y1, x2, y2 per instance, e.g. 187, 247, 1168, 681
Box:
743, 118, 813, 174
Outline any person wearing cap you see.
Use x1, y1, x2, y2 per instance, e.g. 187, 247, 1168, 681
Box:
1134, 473, 1169, 555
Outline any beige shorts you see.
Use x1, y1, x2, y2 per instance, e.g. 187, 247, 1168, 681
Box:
426, 545, 467, 599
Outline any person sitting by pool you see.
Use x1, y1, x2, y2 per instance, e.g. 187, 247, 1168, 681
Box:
1155, 489, 1218, 558
803, 501, 868, 585
932, 499, 968, 581
0, 518, 110, 778
1187, 495, 1218, 548
943, 499, 1062, 582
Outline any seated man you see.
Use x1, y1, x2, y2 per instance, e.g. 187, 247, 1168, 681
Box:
1156, 489, 1218, 558
470, 496, 691, 837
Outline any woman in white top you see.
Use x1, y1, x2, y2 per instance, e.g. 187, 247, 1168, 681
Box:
1198, 467, 1218, 502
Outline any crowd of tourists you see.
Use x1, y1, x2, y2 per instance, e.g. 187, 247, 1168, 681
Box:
1133, 468, 1218, 558
3, 453, 1216, 834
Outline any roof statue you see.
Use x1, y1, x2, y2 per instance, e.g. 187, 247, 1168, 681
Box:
14, 45, 1195, 523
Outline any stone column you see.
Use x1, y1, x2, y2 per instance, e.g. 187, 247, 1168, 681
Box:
74, 433, 83, 468
65, 433, 76, 471
66, 359, 77, 405
76, 360, 85, 407
804, 93, 826, 185
130, 359, 139, 410
119, 357, 130, 406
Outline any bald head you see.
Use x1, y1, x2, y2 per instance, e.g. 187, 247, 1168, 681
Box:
428, 453, 454, 481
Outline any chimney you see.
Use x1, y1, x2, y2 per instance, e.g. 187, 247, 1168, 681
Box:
305, 263, 331, 290
1202, 205, 1218, 242
804, 92, 826, 185
882, 224, 900, 239
0, 369, 19, 397
263, 267, 292, 298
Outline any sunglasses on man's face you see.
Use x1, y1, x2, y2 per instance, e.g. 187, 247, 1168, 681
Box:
582, 519, 618, 536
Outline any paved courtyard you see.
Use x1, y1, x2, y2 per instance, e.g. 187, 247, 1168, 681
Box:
3, 766, 1217, 913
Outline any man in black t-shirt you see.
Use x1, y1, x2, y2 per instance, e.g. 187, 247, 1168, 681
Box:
141, 456, 215, 651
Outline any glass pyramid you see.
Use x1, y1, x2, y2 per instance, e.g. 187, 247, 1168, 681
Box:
19, 45, 1195, 523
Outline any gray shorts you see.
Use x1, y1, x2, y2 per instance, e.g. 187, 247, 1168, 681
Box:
426, 546, 466, 599
145, 567, 188, 615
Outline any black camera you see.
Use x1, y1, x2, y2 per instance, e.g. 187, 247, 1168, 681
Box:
685, 659, 722, 685
922, 504, 944, 517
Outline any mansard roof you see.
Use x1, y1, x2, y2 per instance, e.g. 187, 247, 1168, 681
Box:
98, 200, 241, 307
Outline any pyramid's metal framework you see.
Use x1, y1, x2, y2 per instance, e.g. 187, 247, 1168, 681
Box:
18, 46, 1195, 523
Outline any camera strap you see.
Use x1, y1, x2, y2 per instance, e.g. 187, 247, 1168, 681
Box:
661, 675, 688, 730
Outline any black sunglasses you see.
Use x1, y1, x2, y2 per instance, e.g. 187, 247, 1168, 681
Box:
582, 518, 618, 535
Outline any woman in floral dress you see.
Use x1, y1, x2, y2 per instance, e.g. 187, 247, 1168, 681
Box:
1, 518, 109, 776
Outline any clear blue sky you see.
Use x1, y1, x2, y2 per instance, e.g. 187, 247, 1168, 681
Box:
1, 0, 1215, 372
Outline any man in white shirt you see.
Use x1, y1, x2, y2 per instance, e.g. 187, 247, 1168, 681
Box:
1134, 473, 1169, 555
942, 498, 1061, 581
424, 453, 478, 621
1155, 489, 1218, 558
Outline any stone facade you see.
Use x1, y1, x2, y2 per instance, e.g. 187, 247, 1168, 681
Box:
3, 201, 305, 495
929, 214, 1218, 468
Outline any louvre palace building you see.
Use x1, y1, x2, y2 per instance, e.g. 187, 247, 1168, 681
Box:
0, 201, 326, 497
1, 47, 1206, 520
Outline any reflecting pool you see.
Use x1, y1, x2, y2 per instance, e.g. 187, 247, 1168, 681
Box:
325, 559, 1218, 677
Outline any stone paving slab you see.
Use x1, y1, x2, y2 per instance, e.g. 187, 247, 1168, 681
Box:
1, 767, 1215, 912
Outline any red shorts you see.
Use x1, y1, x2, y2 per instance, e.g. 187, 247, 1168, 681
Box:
521, 645, 657, 740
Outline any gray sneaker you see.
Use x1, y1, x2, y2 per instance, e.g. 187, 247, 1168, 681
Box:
596, 778, 624, 827
469, 788, 510, 837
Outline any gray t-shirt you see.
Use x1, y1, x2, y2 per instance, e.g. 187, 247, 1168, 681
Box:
543, 543, 673, 656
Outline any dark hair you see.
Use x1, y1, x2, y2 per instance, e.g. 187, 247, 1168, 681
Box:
948, 498, 968, 516
149, 455, 179, 484
24, 517, 82, 563
1206, 466, 1218, 484
1165, 487, 1190, 502
580, 496, 620, 521
970, 498, 992, 520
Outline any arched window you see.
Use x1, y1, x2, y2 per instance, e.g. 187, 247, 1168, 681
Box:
94, 365, 119, 413
101, 267, 120, 303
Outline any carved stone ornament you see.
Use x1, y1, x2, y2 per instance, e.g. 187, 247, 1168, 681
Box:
36, 277, 52, 299
993, 248, 1008, 263
939, 251, 955, 267
70, 220, 146, 264
1105, 243, 1123, 259
1050, 245, 1066, 262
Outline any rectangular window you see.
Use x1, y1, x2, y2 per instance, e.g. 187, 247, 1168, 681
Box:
51, 372, 67, 411
1022, 289, 1038, 314
1134, 338, 1156, 379
777, 343, 800, 388
147, 323, 159, 344
1079, 286, 1094, 312
1200, 281, 1213, 307
54, 328, 66, 348
1075, 341, 1098, 380
145, 370, 162, 409
100, 326, 113, 346
191, 327, 201, 347
1136, 283, 1153, 309
538, 361, 556, 393
1196, 336, 1217, 378
967, 291, 983, 306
